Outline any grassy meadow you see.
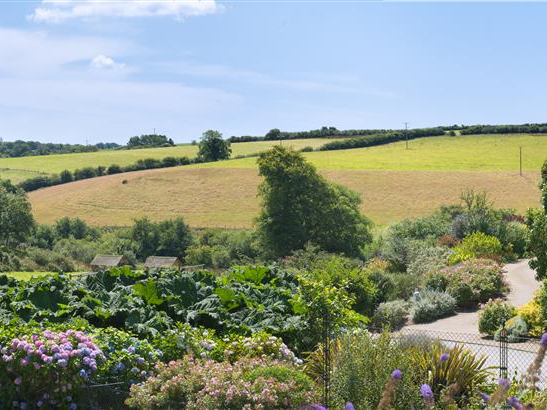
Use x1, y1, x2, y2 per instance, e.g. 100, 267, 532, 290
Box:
0, 138, 335, 183
28, 134, 547, 228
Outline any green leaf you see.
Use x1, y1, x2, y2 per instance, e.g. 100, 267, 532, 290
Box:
132, 280, 164, 306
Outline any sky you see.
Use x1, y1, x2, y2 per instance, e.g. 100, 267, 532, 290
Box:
1, 1, 547, 144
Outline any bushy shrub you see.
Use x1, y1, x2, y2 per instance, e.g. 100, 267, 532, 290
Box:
292, 251, 377, 315
327, 330, 425, 409
371, 300, 408, 330
442, 258, 504, 307
495, 315, 529, 343
126, 356, 318, 410
424, 271, 449, 291
410, 289, 456, 323
91, 327, 162, 386
365, 260, 395, 305
406, 244, 450, 277
19, 247, 77, 272
185, 229, 258, 268
518, 297, 544, 337
381, 214, 451, 271
448, 232, 503, 265
0, 329, 104, 408
504, 222, 528, 258
151, 325, 301, 365
386, 272, 422, 301
478, 299, 517, 335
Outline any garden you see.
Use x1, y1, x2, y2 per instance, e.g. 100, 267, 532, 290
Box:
3, 147, 547, 408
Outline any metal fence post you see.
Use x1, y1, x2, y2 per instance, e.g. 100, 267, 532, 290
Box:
322, 310, 331, 409
499, 322, 508, 380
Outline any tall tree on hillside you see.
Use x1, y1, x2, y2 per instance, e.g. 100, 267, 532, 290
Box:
255, 146, 372, 257
0, 181, 34, 247
198, 130, 231, 162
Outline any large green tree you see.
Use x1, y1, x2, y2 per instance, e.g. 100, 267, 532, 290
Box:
131, 217, 192, 260
255, 146, 372, 257
198, 130, 231, 162
527, 161, 547, 279
0, 181, 34, 247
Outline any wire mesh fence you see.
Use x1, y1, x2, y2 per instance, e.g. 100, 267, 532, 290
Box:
368, 326, 546, 386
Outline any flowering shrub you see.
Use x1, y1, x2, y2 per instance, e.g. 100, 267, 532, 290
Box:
0, 329, 104, 409
478, 299, 517, 336
441, 258, 505, 307
126, 355, 318, 409
151, 324, 302, 365
91, 327, 162, 387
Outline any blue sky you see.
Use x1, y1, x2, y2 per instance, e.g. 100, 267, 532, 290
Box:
1, 1, 547, 144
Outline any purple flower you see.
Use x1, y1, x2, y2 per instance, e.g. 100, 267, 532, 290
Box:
439, 353, 449, 362
69, 403, 78, 410
304, 406, 327, 410
36, 401, 43, 408
508, 396, 522, 410
391, 369, 402, 380
499, 378, 510, 389
345, 403, 355, 410
14, 376, 22, 385
541, 332, 547, 346
420, 384, 433, 399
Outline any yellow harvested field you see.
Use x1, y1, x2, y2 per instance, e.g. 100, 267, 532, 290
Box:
29, 167, 541, 228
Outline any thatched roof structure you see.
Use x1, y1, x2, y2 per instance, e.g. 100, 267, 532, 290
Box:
90, 255, 130, 271
144, 256, 182, 269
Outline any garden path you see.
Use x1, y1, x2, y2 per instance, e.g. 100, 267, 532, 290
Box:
407, 259, 539, 335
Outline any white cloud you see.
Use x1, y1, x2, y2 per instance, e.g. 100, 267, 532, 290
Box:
91, 54, 125, 70
30, 0, 220, 23
0, 27, 127, 77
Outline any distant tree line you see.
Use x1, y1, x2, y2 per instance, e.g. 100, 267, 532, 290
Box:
127, 134, 175, 148
318, 127, 447, 151
0, 140, 120, 158
227, 126, 397, 143
19, 156, 197, 192
460, 123, 547, 135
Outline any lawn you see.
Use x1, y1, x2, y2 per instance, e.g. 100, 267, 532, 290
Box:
1, 271, 71, 280
29, 133, 546, 228
0, 138, 336, 183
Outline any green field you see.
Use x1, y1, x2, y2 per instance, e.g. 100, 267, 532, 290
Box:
28, 134, 547, 229
0, 138, 336, 183
197, 134, 547, 171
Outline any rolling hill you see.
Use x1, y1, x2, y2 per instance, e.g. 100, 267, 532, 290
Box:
28, 134, 547, 228
0, 138, 335, 183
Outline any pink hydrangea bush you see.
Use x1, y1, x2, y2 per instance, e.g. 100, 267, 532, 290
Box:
126, 355, 319, 409
0, 329, 104, 409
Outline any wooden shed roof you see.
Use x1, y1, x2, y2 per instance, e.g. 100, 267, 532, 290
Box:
144, 256, 182, 269
90, 255, 128, 268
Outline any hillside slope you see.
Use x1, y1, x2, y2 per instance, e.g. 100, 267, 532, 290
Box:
0, 138, 335, 183
29, 134, 546, 228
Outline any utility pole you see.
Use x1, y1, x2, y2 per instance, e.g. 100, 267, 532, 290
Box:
519, 146, 522, 176
404, 122, 409, 150
153, 128, 156, 135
